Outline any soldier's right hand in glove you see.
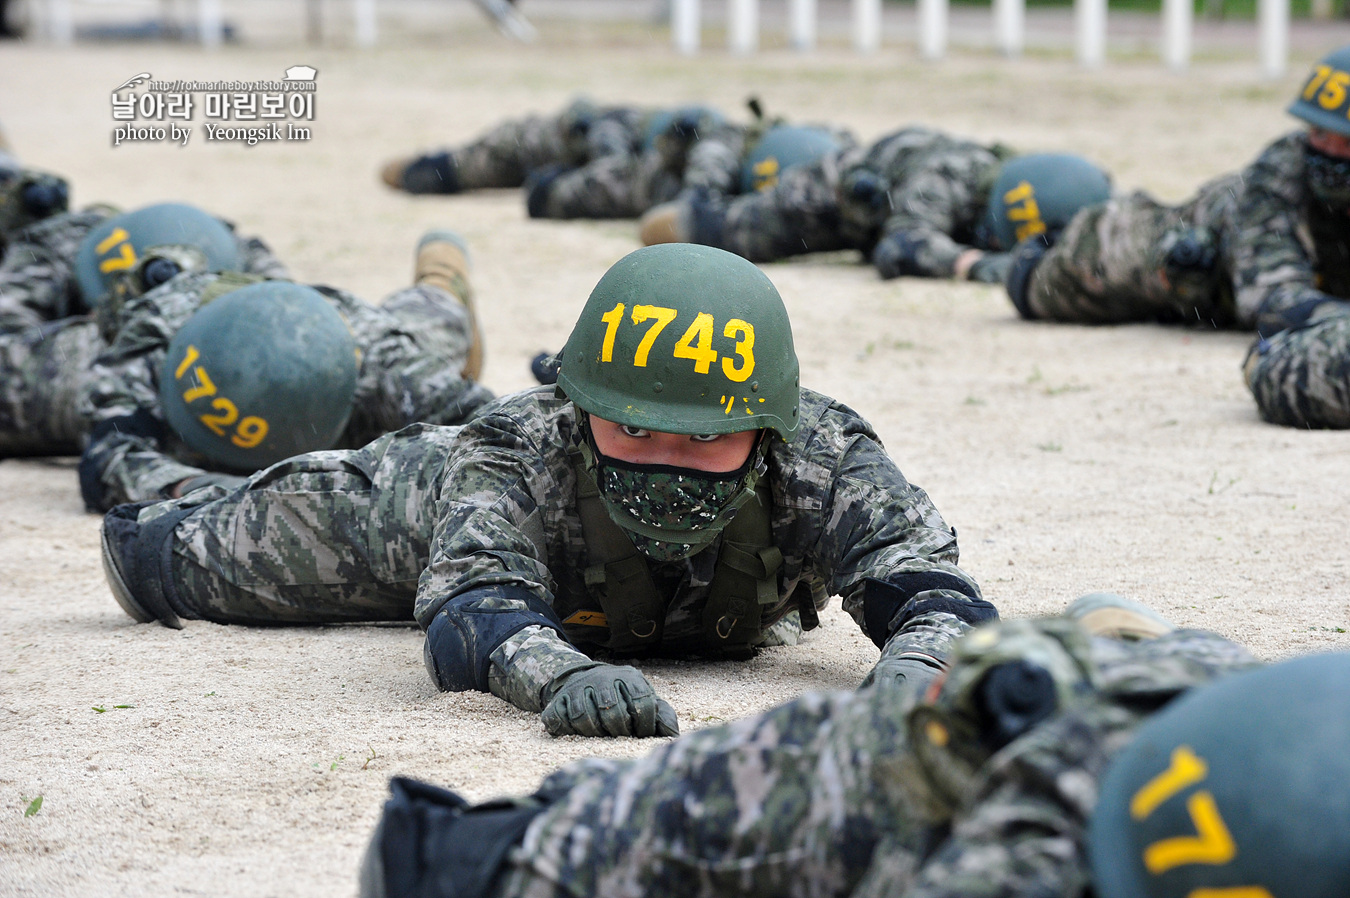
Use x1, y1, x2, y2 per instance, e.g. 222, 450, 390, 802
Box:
541, 663, 680, 738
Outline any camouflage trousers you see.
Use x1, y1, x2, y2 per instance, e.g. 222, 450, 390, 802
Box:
1025, 175, 1242, 327
490, 668, 942, 898
1244, 312, 1350, 428
717, 157, 858, 263
128, 423, 462, 625
534, 153, 682, 220
0, 317, 105, 456
451, 115, 582, 191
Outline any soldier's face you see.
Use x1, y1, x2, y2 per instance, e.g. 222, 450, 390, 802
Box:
588, 415, 758, 473
1308, 127, 1350, 160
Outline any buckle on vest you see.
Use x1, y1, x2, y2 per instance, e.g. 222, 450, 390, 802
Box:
716, 615, 738, 639
630, 618, 658, 638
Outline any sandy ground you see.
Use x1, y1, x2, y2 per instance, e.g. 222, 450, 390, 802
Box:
2, 4, 1350, 896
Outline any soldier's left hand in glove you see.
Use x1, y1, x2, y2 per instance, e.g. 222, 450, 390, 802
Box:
541, 663, 680, 738
965, 251, 1013, 284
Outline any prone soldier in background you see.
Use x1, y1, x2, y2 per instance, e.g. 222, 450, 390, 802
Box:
98, 244, 996, 739
0, 201, 287, 459
360, 596, 1350, 898
1008, 44, 1350, 337
78, 229, 491, 511
640, 125, 1111, 288
379, 97, 656, 198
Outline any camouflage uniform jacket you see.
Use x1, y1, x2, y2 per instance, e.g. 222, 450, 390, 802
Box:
1232, 130, 1350, 334
415, 385, 982, 713
488, 626, 1259, 898
79, 270, 494, 510
840, 128, 1009, 276
0, 206, 287, 333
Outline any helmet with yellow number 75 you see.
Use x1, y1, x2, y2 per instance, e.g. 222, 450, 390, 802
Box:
556, 244, 800, 440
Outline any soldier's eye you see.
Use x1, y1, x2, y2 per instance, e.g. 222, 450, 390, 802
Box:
690, 434, 720, 442
619, 425, 649, 438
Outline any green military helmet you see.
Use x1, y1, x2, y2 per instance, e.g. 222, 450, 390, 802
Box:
1288, 45, 1350, 136
983, 153, 1112, 250
159, 281, 360, 472
557, 243, 800, 439
1089, 652, 1350, 898
740, 125, 841, 194
73, 202, 240, 308
641, 105, 725, 151
907, 618, 1096, 813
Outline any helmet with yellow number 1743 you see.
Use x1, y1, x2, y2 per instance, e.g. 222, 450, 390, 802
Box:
159, 280, 360, 472
556, 243, 800, 440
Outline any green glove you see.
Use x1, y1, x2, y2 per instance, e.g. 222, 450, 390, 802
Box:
541, 664, 680, 738
967, 251, 1013, 284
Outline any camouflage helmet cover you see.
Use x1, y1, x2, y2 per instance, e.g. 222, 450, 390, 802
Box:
1288, 45, 1350, 136
983, 153, 1112, 250
74, 202, 240, 307
1089, 651, 1350, 898
557, 243, 800, 438
159, 280, 359, 472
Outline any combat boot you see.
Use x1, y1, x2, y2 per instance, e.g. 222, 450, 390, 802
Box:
414, 230, 483, 381
1063, 593, 1175, 641
380, 151, 461, 195
638, 199, 690, 246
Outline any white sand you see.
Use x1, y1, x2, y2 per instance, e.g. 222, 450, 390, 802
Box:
2, 7, 1349, 896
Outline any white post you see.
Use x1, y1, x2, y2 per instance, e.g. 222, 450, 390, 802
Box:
1258, 0, 1288, 79
728, 0, 757, 53
790, 0, 817, 51
1161, 0, 1191, 70
1075, 0, 1107, 67
354, 0, 377, 47
198, 0, 224, 48
672, 0, 700, 54
852, 0, 881, 53
48, 0, 75, 45
918, 0, 947, 60
993, 0, 1024, 57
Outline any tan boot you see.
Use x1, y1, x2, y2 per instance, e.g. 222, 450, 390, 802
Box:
1064, 593, 1176, 641
638, 201, 689, 246
380, 157, 410, 190
415, 231, 483, 381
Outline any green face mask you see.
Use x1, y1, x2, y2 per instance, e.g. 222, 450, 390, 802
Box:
582, 431, 766, 562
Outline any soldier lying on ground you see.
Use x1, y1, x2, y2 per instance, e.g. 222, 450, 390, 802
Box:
99, 244, 996, 738
0, 201, 286, 458
359, 595, 1349, 898
639, 125, 1111, 286
78, 230, 491, 510
1007, 44, 1350, 337
379, 97, 670, 208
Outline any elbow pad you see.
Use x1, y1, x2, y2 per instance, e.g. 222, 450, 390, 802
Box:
423, 587, 567, 693
861, 574, 995, 649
